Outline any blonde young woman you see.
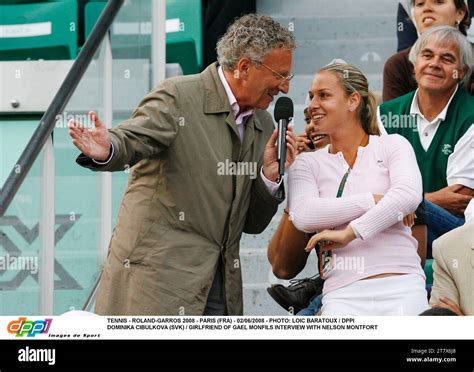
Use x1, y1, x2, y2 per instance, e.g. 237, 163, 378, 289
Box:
288, 63, 429, 316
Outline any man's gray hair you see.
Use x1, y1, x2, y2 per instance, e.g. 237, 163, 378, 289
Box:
216, 14, 296, 71
409, 25, 473, 86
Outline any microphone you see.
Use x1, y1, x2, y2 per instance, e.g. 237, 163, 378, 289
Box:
274, 97, 294, 178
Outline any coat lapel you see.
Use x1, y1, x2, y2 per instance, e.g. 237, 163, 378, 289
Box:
202, 63, 265, 160
202, 63, 241, 141
241, 115, 264, 160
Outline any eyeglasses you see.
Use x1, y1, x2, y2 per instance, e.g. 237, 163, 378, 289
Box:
257, 62, 295, 83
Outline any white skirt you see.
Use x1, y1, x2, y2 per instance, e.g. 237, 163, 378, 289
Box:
321, 274, 430, 316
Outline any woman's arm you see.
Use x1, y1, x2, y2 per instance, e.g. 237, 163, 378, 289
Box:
288, 154, 376, 233
349, 135, 422, 239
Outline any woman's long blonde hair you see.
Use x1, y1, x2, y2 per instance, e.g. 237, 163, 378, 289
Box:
318, 63, 380, 135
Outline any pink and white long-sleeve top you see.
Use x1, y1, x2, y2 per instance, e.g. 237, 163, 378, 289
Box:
288, 134, 425, 294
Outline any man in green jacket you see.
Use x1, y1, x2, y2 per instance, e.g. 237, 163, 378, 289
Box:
68, 14, 297, 315
379, 26, 474, 258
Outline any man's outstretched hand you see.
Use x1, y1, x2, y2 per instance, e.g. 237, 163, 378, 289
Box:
68, 111, 112, 161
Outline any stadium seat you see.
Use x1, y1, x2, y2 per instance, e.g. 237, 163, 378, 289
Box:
84, 1, 106, 42
0, 0, 78, 60
84, 0, 202, 74
166, 0, 203, 72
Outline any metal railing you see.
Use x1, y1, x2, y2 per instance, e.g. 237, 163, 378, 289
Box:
0, 0, 124, 315
0, 0, 168, 315
0, 0, 124, 216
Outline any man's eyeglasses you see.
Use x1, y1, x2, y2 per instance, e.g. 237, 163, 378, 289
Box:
257, 62, 294, 83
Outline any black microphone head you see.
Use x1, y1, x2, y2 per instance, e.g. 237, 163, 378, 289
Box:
274, 97, 294, 121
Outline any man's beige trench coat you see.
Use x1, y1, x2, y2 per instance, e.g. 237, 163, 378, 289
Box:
77, 63, 284, 315
430, 223, 474, 315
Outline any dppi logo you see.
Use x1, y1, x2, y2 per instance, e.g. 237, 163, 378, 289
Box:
7, 317, 52, 337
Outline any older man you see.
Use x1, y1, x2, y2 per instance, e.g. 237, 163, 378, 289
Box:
378, 25, 474, 258
68, 15, 297, 315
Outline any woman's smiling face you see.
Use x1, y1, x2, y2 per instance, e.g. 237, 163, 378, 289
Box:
307, 71, 353, 138
413, 0, 466, 34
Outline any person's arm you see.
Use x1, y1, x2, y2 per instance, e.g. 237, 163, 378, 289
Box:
412, 224, 427, 269
288, 154, 376, 233
243, 127, 297, 234
305, 136, 423, 250
428, 124, 474, 215
412, 200, 427, 268
425, 185, 473, 216
267, 208, 310, 279
243, 169, 284, 234
446, 123, 473, 190
429, 238, 461, 310
73, 80, 180, 172
349, 135, 422, 239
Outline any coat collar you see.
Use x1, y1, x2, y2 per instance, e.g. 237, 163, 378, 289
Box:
202, 63, 263, 132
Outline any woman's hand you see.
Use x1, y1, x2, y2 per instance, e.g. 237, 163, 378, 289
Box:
296, 132, 313, 154
305, 225, 356, 253
403, 213, 416, 228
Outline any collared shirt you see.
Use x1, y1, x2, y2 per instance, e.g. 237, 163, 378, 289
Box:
217, 66, 282, 194
377, 85, 474, 189
217, 66, 255, 142
289, 134, 424, 294
410, 85, 474, 188
95, 67, 284, 194
410, 85, 458, 151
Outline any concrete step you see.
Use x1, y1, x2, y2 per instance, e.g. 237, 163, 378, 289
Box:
244, 286, 289, 315
291, 37, 395, 75
258, 0, 398, 16
240, 219, 320, 316
274, 15, 396, 40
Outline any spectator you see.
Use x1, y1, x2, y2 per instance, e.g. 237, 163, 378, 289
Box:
267, 106, 422, 315
384, 0, 472, 101
69, 15, 297, 315
379, 26, 474, 258
267, 108, 329, 314
428, 200, 474, 315
397, 0, 418, 52
288, 63, 428, 316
